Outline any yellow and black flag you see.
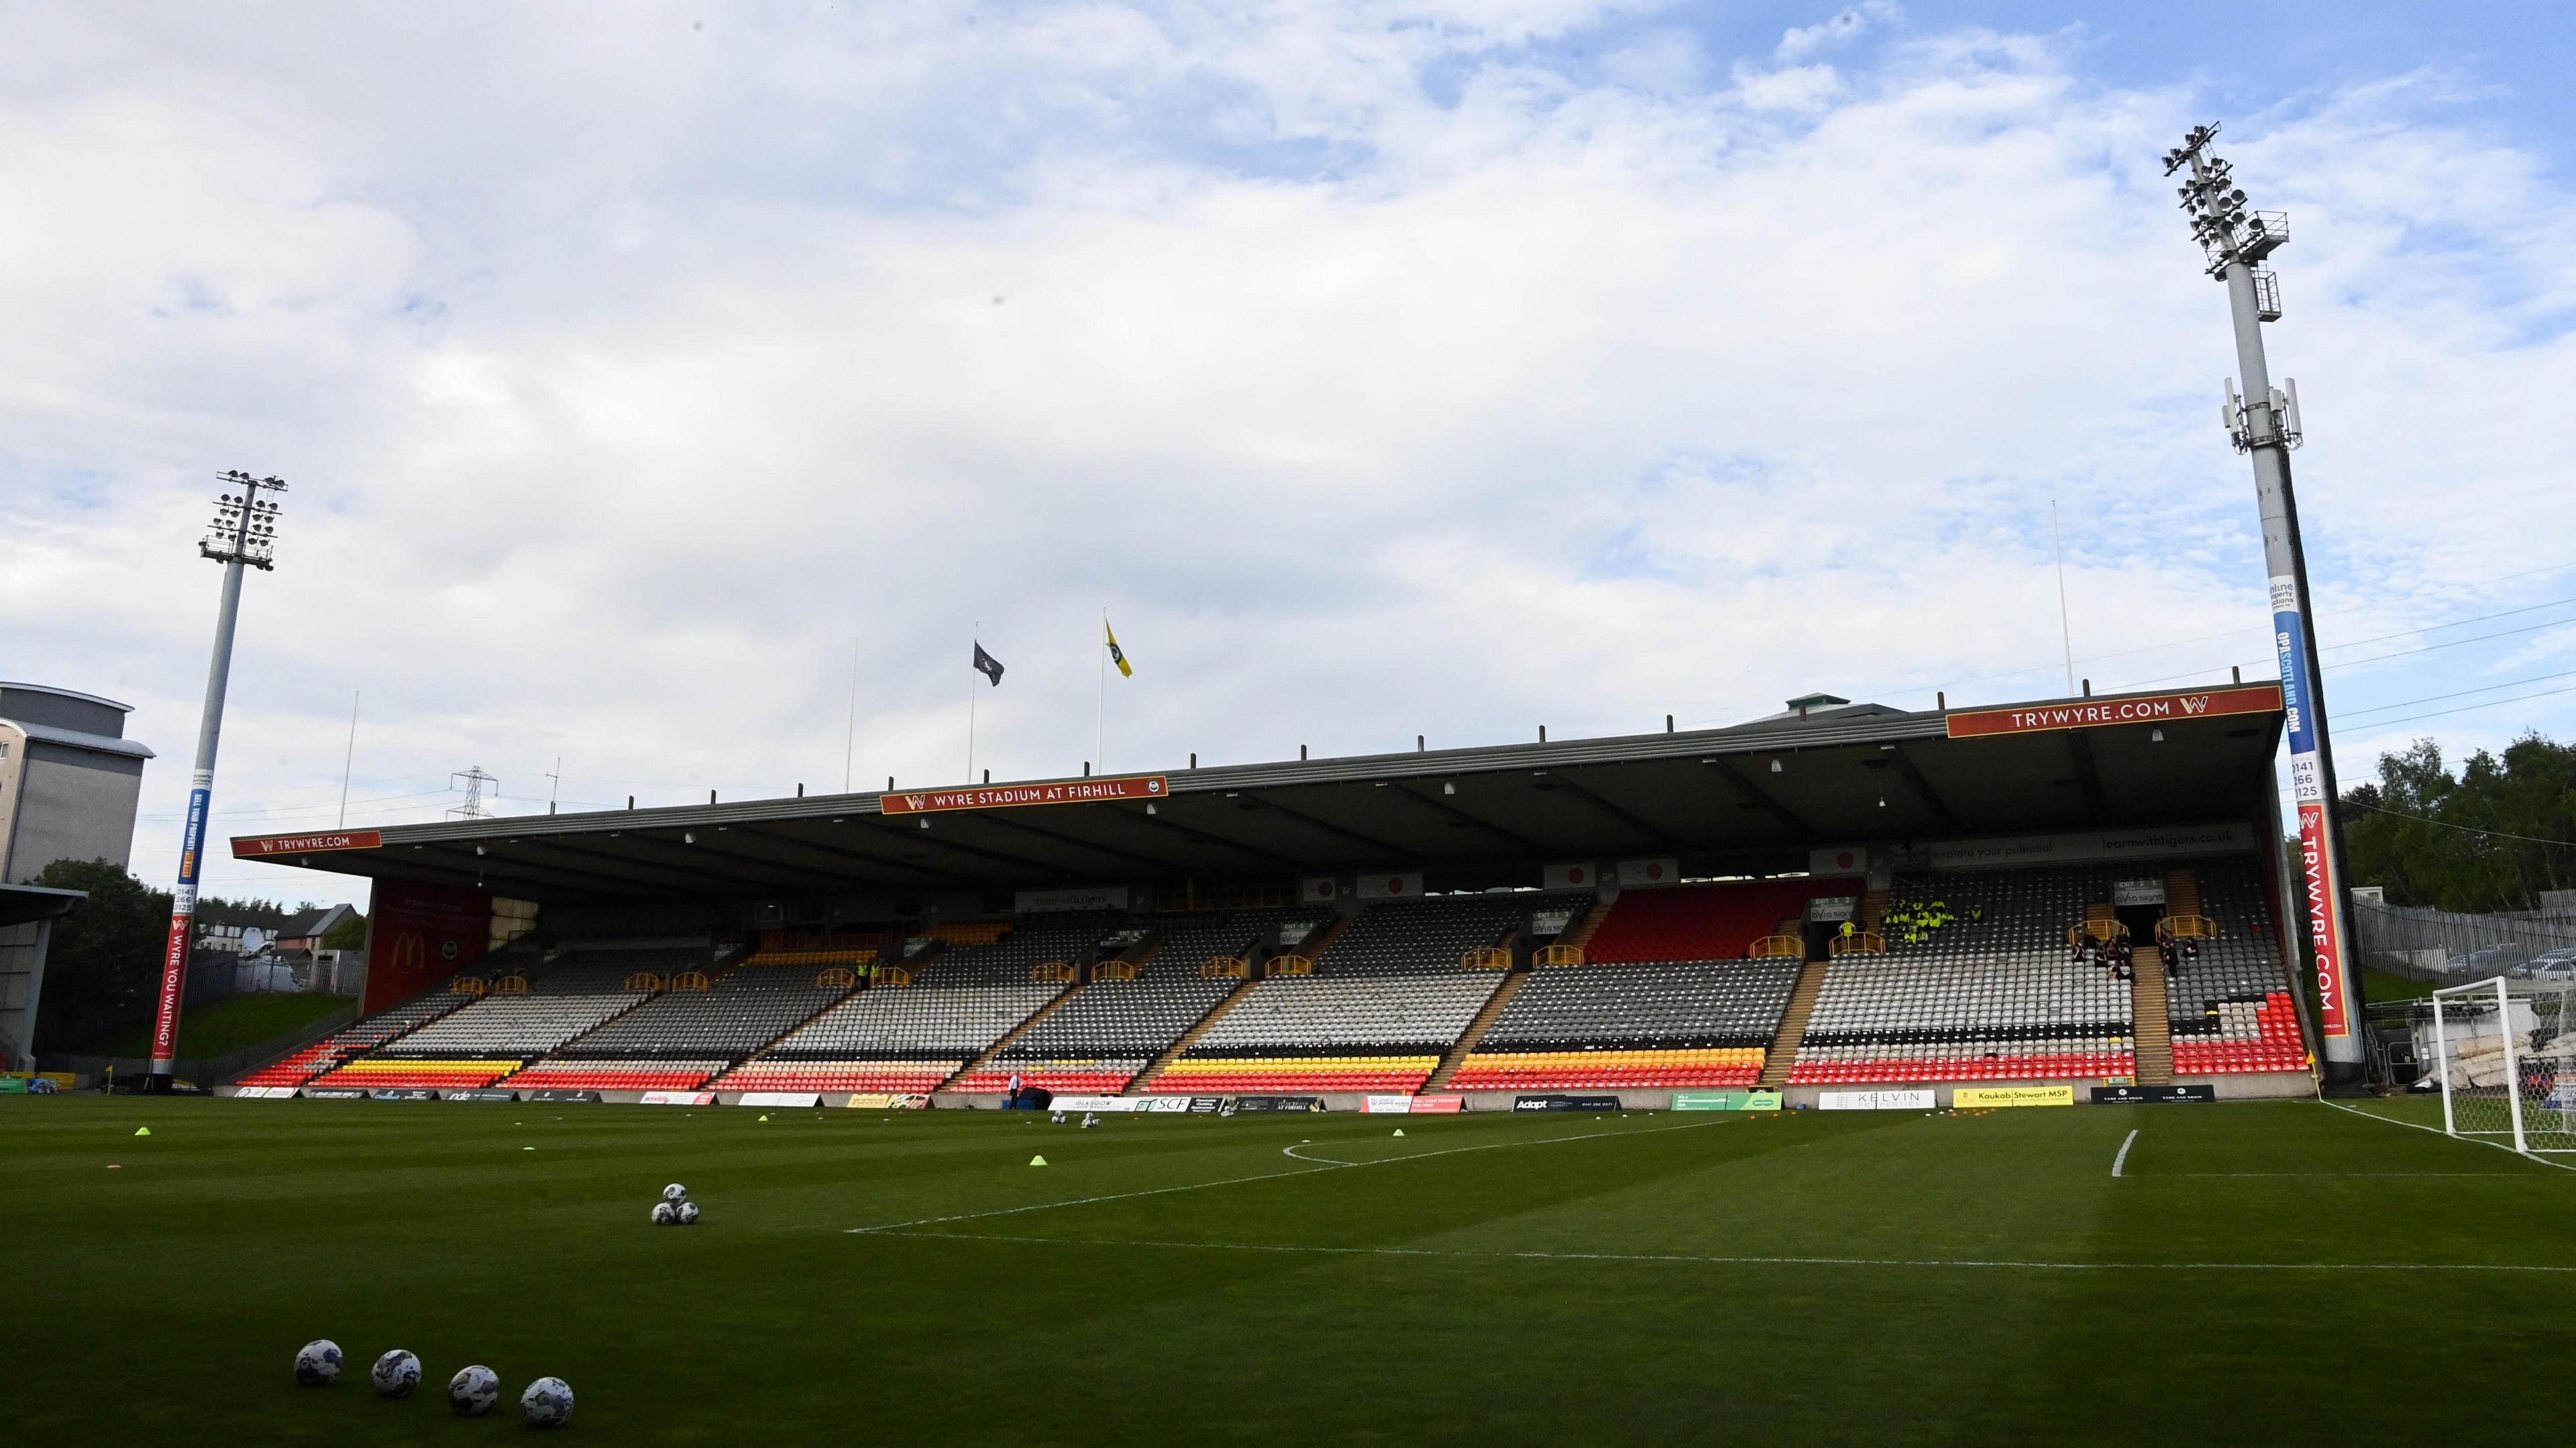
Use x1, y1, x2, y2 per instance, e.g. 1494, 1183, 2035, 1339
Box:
1104, 618, 1133, 677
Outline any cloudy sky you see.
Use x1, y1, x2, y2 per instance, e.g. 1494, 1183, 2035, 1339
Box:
6, 1, 2573, 909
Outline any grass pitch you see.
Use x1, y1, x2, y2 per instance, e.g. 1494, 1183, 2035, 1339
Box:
9, 1095, 2570, 1445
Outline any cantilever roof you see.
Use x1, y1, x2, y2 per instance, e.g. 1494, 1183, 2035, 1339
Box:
231, 683, 2286, 905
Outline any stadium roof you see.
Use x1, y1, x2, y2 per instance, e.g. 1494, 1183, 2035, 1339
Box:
233, 683, 2286, 905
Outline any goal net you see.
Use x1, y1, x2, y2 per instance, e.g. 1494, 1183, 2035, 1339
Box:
2428, 976, 2576, 1156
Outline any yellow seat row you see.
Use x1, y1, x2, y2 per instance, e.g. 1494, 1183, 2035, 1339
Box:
1462, 1048, 1765, 1068
1162, 1056, 1440, 1074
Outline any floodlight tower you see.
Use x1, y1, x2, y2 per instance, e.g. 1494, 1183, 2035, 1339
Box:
2163, 124, 2365, 1082
146, 470, 286, 1089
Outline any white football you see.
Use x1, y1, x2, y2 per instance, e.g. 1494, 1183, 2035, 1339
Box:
521, 1376, 575, 1429
661, 1182, 688, 1202
448, 1364, 500, 1416
294, 1339, 341, 1386
371, 1348, 421, 1397
651, 1200, 678, 1225
676, 1200, 700, 1225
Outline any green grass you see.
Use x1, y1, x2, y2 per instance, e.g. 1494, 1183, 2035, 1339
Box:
5, 1096, 2570, 1445
2363, 966, 2440, 1003
78, 991, 357, 1060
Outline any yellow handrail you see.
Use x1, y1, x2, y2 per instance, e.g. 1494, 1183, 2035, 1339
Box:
1461, 946, 1512, 970
816, 966, 859, 988
1201, 956, 1249, 979
1032, 961, 1079, 983
669, 970, 712, 992
623, 972, 665, 991
1265, 954, 1314, 977
490, 974, 530, 995
1827, 931, 1886, 957
2155, 913, 2218, 940
1093, 960, 1140, 982
1532, 944, 1585, 968
1749, 934, 1806, 959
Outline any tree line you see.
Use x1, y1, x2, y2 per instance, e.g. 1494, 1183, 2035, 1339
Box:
2342, 732, 2576, 913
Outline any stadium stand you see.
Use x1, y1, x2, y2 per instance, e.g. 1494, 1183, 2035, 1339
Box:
306, 989, 650, 1089
498, 1058, 731, 1092
1447, 881, 1829, 1092
1450, 961, 1799, 1091
1147, 895, 1534, 1094
233, 993, 469, 1089
2166, 860, 2308, 1074
711, 980, 1063, 1095
947, 907, 1331, 1093
1582, 879, 1854, 964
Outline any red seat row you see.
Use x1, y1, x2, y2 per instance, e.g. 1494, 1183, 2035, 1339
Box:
1788, 1054, 2134, 1084
1448, 1067, 1761, 1089
948, 1071, 1134, 1093
1142, 1073, 1433, 1093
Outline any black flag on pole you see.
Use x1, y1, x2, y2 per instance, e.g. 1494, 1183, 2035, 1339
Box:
972, 642, 1005, 686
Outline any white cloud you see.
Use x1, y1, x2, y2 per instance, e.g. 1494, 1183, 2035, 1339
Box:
2, 3, 2570, 907
1777, 1, 1900, 62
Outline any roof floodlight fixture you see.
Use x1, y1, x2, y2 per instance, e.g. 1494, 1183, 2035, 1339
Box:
2165, 121, 2363, 1080
148, 469, 292, 1086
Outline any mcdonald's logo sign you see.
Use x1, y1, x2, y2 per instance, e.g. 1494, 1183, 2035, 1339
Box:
388, 932, 429, 973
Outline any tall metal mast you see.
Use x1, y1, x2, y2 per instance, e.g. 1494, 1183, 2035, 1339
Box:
148, 470, 286, 1087
2164, 124, 2365, 1080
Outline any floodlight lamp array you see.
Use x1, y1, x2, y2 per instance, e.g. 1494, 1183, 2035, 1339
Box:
2165, 123, 2288, 282
199, 470, 289, 570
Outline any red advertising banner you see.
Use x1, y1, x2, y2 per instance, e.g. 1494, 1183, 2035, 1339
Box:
879, 775, 1169, 816
233, 830, 384, 857
364, 878, 491, 1013
1946, 685, 2282, 739
2298, 801, 2350, 1040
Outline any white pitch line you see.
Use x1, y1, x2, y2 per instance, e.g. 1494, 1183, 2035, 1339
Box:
845, 1117, 1733, 1235
865, 1229, 2576, 1276
2316, 1098, 2576, 1174
2111, 1127, 2139, 1178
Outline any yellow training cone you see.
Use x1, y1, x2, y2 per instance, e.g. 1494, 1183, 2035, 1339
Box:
1391, 1129, 1405, 1137
134, 1127, 152, 1136
758, 1114, 769, 1121
1029, 1155, 1048, 1166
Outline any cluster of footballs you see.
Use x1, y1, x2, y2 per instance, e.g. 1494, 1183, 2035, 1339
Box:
292, 1341, 573, 1428
649, 1180, 702, 1226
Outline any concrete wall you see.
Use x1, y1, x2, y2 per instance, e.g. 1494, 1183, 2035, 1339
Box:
5, 742, 144, 882
0, 917, 51, 1069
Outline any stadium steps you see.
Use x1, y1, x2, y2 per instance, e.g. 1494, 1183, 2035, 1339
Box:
1124, 974, 1265, 1095
1555, 898, 1612, 955
1861, 888, 1890, 931
1295, 913, 1353, 966
2129, 967, 2175, 1085
1424, 968, 1533, 1090
936, 983, 1082, 1092
1756, 960, 1831, 1089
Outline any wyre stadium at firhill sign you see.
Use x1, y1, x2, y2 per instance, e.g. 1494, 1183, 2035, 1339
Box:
879, 775, 1169, 816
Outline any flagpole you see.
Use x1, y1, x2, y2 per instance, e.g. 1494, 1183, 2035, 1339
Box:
967, 624, 979, 783
1095, 610, 1107, 773
842, 640, 859, 793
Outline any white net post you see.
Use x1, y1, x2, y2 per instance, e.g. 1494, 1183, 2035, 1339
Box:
2430, 974, 2576, 1157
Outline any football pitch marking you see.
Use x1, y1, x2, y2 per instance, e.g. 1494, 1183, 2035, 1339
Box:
2111, 1128, 2139, 1178
844, 1117, 1733, 1235
865, 1229, 2576, 1276
2317, 1097, 2576, 1174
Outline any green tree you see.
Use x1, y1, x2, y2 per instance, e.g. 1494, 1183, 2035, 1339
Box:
320, 911, 369, 950
28, 858, 172, 1052
2343, 733, 2576, 911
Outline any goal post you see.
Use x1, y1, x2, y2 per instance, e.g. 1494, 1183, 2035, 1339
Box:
2428, 975, 2576, 1156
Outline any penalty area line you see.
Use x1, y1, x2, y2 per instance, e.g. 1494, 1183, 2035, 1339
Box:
2316, 1098, 2576, 1175
862, 1229, 2576, 1276
2111, 1128, 2139, 1178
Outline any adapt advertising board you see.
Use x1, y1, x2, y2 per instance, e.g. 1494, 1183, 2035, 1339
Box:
734, 1092, 820, 1108
1233, 1096, 1325, 1113
300, 1087, 367, 1099
369, 1088, 439, 1102
1672, 1089, 1782, 1111
523, 1089, 602, 1104
1818, 1089, 1935, 1111
1953, 1085, 2075, 1109
444, 1089, 517, 1103
2091, 1084, 2217, 1105
641, 1091, 716, 1106
1513, 1094, 1623, 1112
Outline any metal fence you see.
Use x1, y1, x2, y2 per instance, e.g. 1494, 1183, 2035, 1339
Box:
2353, 899, 2576, 985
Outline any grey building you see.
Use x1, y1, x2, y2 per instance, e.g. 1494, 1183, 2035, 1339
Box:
0, 882, 83, 1070
0, 682, 154, 884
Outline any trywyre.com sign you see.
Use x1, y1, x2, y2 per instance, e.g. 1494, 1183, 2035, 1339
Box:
1945, 685, 2282, 739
